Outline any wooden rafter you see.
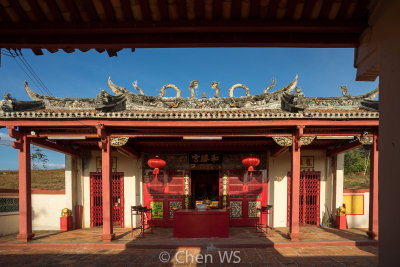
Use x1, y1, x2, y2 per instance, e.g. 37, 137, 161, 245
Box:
101, 0, 116, 21
326, 140, 362, 157
31, 139, 80, 157
83, 0, 99, 21
139, 0, 151, 20
120, 0, 133, 21
271, 145, 289, 157
116, 145, 139, 159
176, 0, 187, 19
267, 0, 278, 19
319, 0, 335, 20
45, 0, 64, 22
157, 0, 169, 20
64, 0, 82, 22
249, 0, 260, 19
336, 0, 352, 19
9, 0, 29, 22
213, 0, 223, 19
27, 0, 46, 22
302, 0, 315, 20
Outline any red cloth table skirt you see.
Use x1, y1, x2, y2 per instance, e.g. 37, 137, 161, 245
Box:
173, 209, 229, 238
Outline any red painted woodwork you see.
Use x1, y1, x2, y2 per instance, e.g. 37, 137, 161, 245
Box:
31, 139, 80, 157
16, 135, 35, 242
289, 136, 301, 241
173, 210, 229, 238
0, 119, 379, 128
368, 134, 379, 240
143, 170, 186, 227
60, 216, 74, 231
335, 215, 347, 230
75, 205, 83, 229
242, 156, 260, 176
287, 171, 321, 227
90, 172, 124, 228
227, 170, 268, 227
326, 140, 362, 157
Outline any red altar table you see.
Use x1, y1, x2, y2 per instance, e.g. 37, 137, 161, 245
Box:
173, 209, 229, 238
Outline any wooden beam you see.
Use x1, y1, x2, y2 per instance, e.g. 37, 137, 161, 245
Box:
9, 0, 29, 22
231, 0, 241, 19
271, 145, 288, 157
326, 140, 362, 157
249, 0, 260, 19
337, 0, 352, 20
213, 0, 223, 19
158, 0, 169, 20
176, 0, 186, 19
116, 145, 139, 158
120, 0, 133, 21
0, 20, 366, 34
267, 0, 278, 19
31, 139, 81, 157
101, 0, 116, 21
319, 0, 334, 20
353, 0, 369, 19
27, 0, 46, 22
45, 0, 63, 22
83, 0, 99, 21
0, 119, 379, 128
302, 0, 315, 19
0, 4, 12, 22
0, 31, 362, 48
195, 0, 205, 20
64, 0, 82, 22
139, 0, 151, 20
285, 0, 298, 19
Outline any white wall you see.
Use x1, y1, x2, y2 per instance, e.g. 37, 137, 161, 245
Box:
32, 193, 66, 230
344, 191, 370, 229
268, 149, 328, 227
82, 151, 142, 228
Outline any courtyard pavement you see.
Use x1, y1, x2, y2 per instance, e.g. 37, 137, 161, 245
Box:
0, 227, 378, 266
0, 246, 378, 266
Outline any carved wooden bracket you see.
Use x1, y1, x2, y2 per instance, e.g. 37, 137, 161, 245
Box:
7, 126, 24, 151
110, 137, 129, 147
272, 136, 315, 147
357, 136, 373, 145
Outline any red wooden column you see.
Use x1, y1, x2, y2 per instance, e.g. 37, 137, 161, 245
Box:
98, 125, 115, 242
12, 133, 34, 242
289, 130, 301, 241
368, 134, 379, 240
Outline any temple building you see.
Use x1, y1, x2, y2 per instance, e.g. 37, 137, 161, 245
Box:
0, 76, 379, 242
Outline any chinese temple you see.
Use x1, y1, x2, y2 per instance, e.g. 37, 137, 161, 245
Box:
0, 76, 379, 242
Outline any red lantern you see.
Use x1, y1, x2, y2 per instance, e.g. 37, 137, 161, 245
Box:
242, 155, 260, 177
147, 156, 166, 178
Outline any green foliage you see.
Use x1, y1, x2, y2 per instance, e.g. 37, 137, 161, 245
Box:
31, 146, 49, 170
344, 147, 370, 175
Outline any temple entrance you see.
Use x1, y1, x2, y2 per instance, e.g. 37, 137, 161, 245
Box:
287, 171, 321, 226
90, 172, 124, 228
190, 170, 219, 209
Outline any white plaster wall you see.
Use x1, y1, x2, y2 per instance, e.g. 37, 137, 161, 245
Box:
268, 149, 328, 227
344, 192, 370, 229
268, 150, 290, 227
82, 151, 142, 228
32, 194, 66, 230
0, 214, 19, 236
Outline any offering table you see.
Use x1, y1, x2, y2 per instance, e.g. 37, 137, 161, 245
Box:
173, 209, 229, 238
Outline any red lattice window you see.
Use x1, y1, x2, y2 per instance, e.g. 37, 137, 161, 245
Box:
90, 172, 124, 228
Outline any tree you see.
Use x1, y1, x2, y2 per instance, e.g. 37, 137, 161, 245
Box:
31, 146, 48, 170
344, 147, 370, 175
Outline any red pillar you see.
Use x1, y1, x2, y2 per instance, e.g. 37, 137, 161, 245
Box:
368, 134, 379, 240
17, 135, 34, 242
289, 135, 301, 241
101, 135, 115, 242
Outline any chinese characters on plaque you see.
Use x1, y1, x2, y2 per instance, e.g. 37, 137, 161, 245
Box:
189, 153, 222, 164
300, 156, 314, 168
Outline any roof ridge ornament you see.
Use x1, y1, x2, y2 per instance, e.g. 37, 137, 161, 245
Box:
228, 84, 250, 97
263, 78, 276, 94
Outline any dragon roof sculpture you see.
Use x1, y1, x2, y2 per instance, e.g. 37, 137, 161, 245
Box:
0, 76, 379, 120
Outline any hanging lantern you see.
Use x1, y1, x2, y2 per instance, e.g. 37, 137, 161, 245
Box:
147, 156, 166, 178
242, 155, 260, 177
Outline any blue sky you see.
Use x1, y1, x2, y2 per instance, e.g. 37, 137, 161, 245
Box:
0, 48, 378, 170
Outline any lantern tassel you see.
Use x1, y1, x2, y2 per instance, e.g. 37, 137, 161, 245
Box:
248, 166, 254, 177
153, 168, 159, 178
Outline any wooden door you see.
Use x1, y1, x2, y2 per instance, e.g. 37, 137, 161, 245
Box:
226, 170, 268, 226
